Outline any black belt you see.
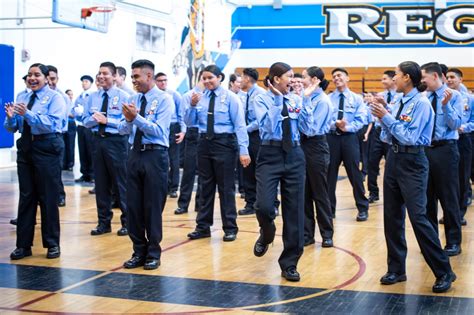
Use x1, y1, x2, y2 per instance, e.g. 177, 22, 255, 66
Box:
391, 143, 424, 154
93, 132, 124, 138
200, 133, 236, 140
301, 134, 326, 141
328, 130, 352, 136
31, 133, 61, 141
261, 140, 301, 147
429, 139, 457, 147
459, 133, 471, 139
132, 144, 167, 152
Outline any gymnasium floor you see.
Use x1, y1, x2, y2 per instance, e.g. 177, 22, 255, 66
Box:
0, 166, 472, 314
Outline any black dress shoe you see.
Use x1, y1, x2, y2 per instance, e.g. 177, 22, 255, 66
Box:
223, 232, 237, 242
444, 244, 461, 256
439, 217, 444, 224
169, 191, 178, 198
356, 212, 368, 222
238, 208, 255, 215
253, 237, 269, 257
75, 176, 86, 183
380, 272, 407, 285
91, 226, 112, 235
174, 208, 188, 215
58, 198, 66, 207
117, 227, 128, 236
461, 217, 467, 226
46, 246, 60, 259
281, 266, 300, 282
144, 259, 160, 270
240, 193, 245, 199
432, 272, 456, 293
304, 238, 315, 247
123, 255, 145, 269
10, 218, 17, 225
88, 187, 96, 194
368, 195, 379, 204
322, 239, 334, 248
10, 248, 32, 260
187, 230, 211, 240
111, 201, 120, 208
467, 196, 472, 206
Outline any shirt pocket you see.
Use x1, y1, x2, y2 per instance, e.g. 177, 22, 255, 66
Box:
215, 101, 230, 122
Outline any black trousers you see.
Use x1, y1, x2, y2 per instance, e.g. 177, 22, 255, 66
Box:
327, 133, 369, 216
367, 127, 389, 197
93, 134, 128, 228
58, 135, 66, 200
196, 134, 238, 233
168, 122, 181, 193
357, 125, 369, 177
426, 143, 462, 246
63, 120, 76, 169
177, 127, 201, 211
16, 135, 63, 249
242, 131, 260, 210
384, 149, 451, 278
255, 145, 305, 271
301, 135, 333, 241
77, 125, 94, 179
127, 147, 168, 260
458, 134, 472, 218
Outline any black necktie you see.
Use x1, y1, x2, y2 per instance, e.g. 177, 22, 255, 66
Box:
133, 95, 147, 151
245, 93, 250, 125
281, 98, 292, 153
431, 93, 438, 140
98, 92, 108, 136
387, 92, 392, 105
21, 92, 37, 149
336, 93, 344, 134
207, 91, 216, 138
392, 98, 406, 145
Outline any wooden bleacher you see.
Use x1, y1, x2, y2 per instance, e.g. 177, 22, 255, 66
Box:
235, 67, 474, 94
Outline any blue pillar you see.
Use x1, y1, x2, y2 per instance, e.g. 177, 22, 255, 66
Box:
0, 44, 14, 148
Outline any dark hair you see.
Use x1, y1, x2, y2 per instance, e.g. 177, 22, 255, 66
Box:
155, 72, 167, 79
65, 89, 72, 94
80, 75, 94, 83
47, 65, 58, 75
383, 70, 396, 78
447, 67, 463, 78
229, 73, 240, 83
131, 59, 155, 71
116, 66, 126, 77
197, 69, 204, 81
439, 63, 448, 77
398, 61, 426, 92
203, 65, 225, 82
243, 68, 259, 82
99, 61, 117, 75
29, 63, 49, 77
421, 62, 443, 78
22, 74, 27, 81
331, 67, 349, 76
264, 62, 291, 87
306, 66, 330, 91
294, 73, 303, 79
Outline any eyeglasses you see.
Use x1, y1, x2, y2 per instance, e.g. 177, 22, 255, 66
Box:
156, 79, 167, 82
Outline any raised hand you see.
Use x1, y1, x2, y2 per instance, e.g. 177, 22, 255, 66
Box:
4, 102, 15, 118
122, 102, 138, 122
303, 78, 321, 98
267, 80, 282, 96
191, 92, 202, 106
13, 103, 27, 116
442, 89, 453, 106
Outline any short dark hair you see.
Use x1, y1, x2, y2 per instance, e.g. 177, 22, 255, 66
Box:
243, 68, 259, 82
399, 61, 426, 92
447, 67, 463, 78
47, 65, 58, 75
155, 72, 167, 79
421, 62, 443, 77
117, 66, 126, 77
29, 63, 49, 77
229, 73, 241, 84
131, 59, 155, 71
99, 61, 117, 75
294, 73, 303, 79
203, 65, 225, 82
331, 67, 349, 76
439, 64, 448, 77
383, 70, 396, 78
65, 89, 72, 94
22, 74, 27, 81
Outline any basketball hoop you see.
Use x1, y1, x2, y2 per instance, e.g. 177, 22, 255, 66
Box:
81, 6, 116, 19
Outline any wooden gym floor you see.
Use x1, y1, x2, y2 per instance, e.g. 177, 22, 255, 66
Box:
0, 165, 472, 314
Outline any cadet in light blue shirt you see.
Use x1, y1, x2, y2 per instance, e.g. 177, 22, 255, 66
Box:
4, 63, 65, 261
371, 61, 454, 293
420, 62, 462, 254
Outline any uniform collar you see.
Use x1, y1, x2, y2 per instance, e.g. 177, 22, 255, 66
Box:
208, 85, 224, 97
101, 86, 117, 96
337, 87, 350, 98
402, 87, 418, 102
34, 85, 51, 99
310, 88, 323, 98
432, 83, 446, 98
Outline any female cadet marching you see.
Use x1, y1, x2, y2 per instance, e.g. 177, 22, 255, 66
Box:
371, 61, 456, 293
185, 65, 250, 242
4, 63, 65, 260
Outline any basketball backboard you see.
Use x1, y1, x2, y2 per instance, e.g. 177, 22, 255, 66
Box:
52, 0, 116, 33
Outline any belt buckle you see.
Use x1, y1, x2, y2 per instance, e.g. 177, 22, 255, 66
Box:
393, 144, 399, 153
140, 144, 147, 152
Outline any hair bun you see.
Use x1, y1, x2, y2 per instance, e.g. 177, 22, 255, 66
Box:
263, 75, 271, 87
320, 79, 330, 91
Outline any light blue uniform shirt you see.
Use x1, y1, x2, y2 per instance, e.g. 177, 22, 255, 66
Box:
167, 89, 186, 133
72, 90, 92, 126
54, 88, 72, 132
328, 88, 366, 133
429, 84, 463, 141
244, 84, 266, 133
118, 86, 173, 148
4, 85, 65, 134
184, 85, 249, 155
460, 92, 474, 134
380, 88, 434, 146
375, 90, 402, 127
299, 88, 333, 136
460, 83, 468, 94
254, 90, 308, 142
181, 86, 203, 128
83, 86, 129, 134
